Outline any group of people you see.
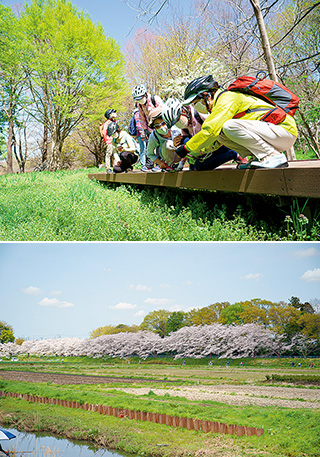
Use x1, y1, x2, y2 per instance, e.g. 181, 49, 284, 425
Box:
100, 74, 298, 173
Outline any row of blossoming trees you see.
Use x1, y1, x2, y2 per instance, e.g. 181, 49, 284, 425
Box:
0, 324, 317, 360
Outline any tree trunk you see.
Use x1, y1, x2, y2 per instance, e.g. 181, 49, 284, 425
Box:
6, 112, 14, 174
299, 111, 320, 159
249, 0, 296, 160
42, 124, 48, 163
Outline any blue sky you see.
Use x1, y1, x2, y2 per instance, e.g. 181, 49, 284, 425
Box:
0, 242, 319, 340
1, 0, 194, 50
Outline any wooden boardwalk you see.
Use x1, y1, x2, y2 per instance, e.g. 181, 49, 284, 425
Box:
88, 159, 320, 199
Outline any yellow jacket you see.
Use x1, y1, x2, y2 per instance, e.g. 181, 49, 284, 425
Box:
185, 89, 298, 155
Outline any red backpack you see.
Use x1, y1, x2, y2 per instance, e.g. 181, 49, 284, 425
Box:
224, 71, 300, 124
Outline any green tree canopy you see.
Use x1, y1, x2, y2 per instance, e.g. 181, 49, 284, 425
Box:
20, 0, 128, 169
165, 311, 187, 335
0, 321, 15, 343
140, 309, 172, 337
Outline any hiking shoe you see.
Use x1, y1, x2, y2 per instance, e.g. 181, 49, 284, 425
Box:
235, 156, 249, 169
141, 166, 149, 172
250, 153, 288, 169
175, 160, 185, 171
163, 166, 175, 172
151, 165, 162, 172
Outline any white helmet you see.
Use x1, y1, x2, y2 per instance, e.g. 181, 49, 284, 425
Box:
162, 98, 182, 128
132, 84, 147, 100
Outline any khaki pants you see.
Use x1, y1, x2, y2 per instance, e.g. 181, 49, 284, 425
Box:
218, 119, 296, 160
105, 143, 113, 169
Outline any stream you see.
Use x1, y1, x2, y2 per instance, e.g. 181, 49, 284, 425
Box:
0, 427, 136, 457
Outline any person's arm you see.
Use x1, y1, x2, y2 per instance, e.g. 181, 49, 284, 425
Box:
134, 110, 145, 138
121, 132, 137, 153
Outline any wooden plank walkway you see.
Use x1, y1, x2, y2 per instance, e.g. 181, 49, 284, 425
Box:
88, 159, 320, 199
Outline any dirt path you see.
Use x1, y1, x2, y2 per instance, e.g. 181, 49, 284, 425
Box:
1, 369, 319, 409
114, 385, 320, 409
0, 370, 163, 385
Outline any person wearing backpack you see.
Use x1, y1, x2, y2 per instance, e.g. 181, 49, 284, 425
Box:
129, 107, 152, 172
100, 109, 117, 172
132, 84, 164, 138
175, 75, 298, 169
162, 98, 248, 170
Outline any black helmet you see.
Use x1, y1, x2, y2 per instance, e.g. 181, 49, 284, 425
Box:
104, 109, 117, 119
107, 122, 120, 136
183, 75, 219, 105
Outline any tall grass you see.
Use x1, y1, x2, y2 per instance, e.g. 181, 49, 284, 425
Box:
1, 168, 316, 240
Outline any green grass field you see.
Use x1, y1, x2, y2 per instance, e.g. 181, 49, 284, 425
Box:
0, 168, 318, 241
1, 357, 319, 457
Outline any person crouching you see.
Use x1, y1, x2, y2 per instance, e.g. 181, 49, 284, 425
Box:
107, 123, 139, 173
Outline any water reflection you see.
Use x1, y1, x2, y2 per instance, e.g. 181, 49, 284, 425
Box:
2, 428, 131, 457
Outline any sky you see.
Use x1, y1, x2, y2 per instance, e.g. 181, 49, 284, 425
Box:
1, 0, 195, 50
0, 242, 319, 340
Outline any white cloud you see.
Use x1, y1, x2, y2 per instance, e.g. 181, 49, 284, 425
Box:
160, 283, 170, 288
182, 281, 192, 286
301, 268, 320, 282
38, 297, 75, 308
144, 298, 173, 306
109, 302, 137, 310
129, 284, 151, 291
22, 286, 42, 296
104, 268, 112, 272
243, 273, 264, 281
134, 310, 146, 318
293, 248, 319, 258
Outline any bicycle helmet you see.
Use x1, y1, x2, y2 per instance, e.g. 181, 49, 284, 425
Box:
162, 98, 182, 128
148, 107, 163, 128
132, 84, 147, 100
104, 109, 117, 119
107, 122, 120, 136
183, 75, 219, 105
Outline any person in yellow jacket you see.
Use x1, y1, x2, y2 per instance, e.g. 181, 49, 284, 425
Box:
175, 75, 298, 169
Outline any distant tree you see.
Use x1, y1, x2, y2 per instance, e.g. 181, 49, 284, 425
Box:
90, 324, 139, 338
289, 296, 315, 314
186, 302, 230, 326
165, 311, 187, 335
140, 309, 172, 337
291, 333, 318, 358
15, 338, 25, 346
0, 321, 15, 343
219, 303, 245, 325
297, 313, 320, 340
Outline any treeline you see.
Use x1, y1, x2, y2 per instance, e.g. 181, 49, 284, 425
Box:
91, 297, 320, 342
0, 323, 318, 359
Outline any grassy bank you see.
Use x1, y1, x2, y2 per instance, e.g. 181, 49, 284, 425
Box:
0, 168, 317, 240
1, 391, 320, 457
1, 379, 320, 457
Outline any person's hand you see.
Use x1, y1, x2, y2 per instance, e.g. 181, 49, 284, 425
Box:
116, 161, 121, 167
117, 145, 124, 152
173, 134, 183, 147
